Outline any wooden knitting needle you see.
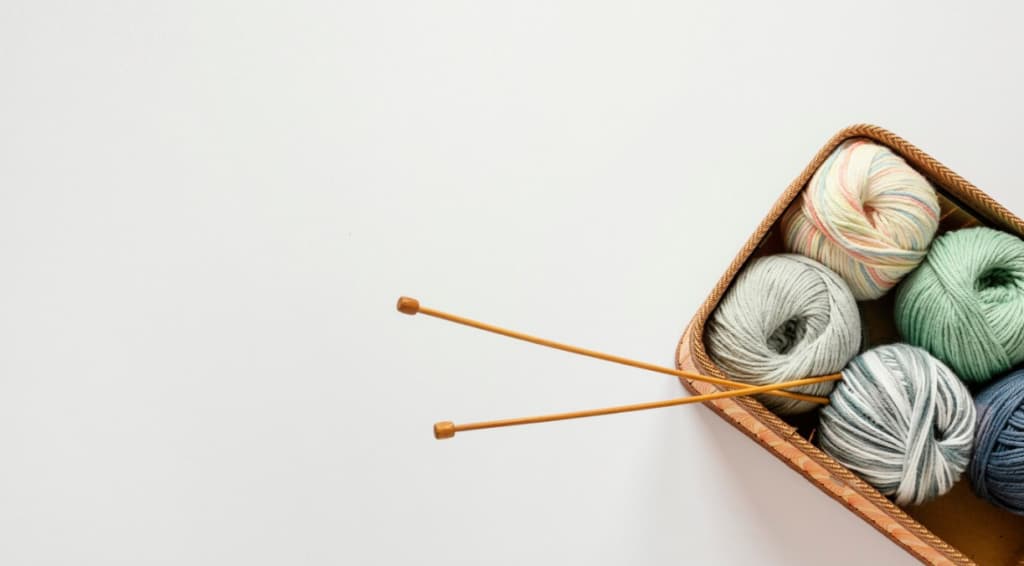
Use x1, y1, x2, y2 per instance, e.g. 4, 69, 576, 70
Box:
432, 373, 839, 439
396, 296, 836, 404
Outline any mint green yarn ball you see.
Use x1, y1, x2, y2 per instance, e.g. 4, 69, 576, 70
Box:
895, 227, 1024, 383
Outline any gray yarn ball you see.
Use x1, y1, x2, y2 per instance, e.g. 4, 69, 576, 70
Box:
706, 254, 861, 414
818, 344, 976, 506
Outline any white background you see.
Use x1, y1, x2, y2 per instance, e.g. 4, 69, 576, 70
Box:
2, 2, 1023, 565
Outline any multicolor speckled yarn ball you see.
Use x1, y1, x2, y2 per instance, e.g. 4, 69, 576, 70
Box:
819, 344, 975, 506
782, 139, 940, 300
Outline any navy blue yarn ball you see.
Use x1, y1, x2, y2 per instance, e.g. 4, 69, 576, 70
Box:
970, 369, 1024, 515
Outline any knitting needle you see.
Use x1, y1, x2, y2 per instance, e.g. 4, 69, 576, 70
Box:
397, 296, 836, 404
432, 373, 839, 439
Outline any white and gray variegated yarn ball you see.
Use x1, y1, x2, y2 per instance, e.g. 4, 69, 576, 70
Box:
818, 344, 976, 506
706, 253, 861, 415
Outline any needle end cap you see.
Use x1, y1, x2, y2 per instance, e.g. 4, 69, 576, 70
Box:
434, 421, 456, 440
397, 297, 420, 315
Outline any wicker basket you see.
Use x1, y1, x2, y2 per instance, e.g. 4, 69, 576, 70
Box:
675, 124, 1024, 566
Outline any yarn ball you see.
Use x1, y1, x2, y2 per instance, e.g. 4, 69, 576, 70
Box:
706, 253, 861, 415
895, 226, 1024, 383
969, 369, 1024, 515
818, 344, 976, 506
781, 139, 940, 300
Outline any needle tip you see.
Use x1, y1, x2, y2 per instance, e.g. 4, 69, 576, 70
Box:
434, 421, 456, 439
397, 297, 420, 315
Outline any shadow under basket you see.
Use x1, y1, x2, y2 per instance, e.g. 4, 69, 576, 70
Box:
675, 124, 1024, 566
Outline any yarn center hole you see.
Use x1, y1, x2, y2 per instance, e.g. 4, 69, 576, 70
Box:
976, 268, 1018, 291
767, 317, 808, 355
863, 203, 879, 227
